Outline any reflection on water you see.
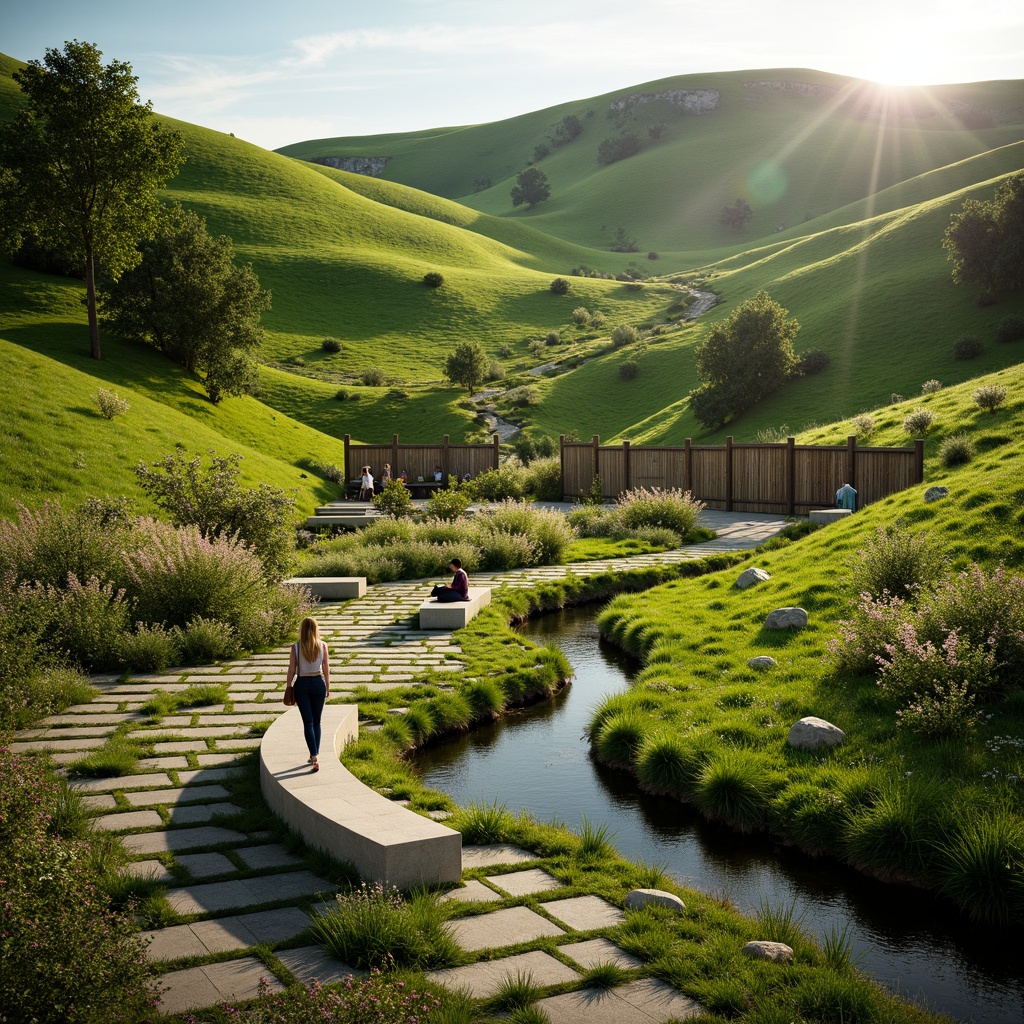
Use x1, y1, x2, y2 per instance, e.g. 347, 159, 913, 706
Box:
416, 607, 1024, 1024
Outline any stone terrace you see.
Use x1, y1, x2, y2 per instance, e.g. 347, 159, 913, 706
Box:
11, 510, 784, 1020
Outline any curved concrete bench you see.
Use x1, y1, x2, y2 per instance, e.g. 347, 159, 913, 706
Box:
418, 587, 491, 630
259, 705, 461, 888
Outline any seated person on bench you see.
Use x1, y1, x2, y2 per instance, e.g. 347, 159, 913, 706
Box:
430, 558, 469, 602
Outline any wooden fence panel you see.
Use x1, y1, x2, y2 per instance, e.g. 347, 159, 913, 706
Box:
857, 448, 919, 506
793, 446, 847, 512
597, 448, 626, 498
732, 444, 789, 511
345, 435, 499, 488
631, 448, 687, 491
561, 444, 594, 499
690, 447, 728, 507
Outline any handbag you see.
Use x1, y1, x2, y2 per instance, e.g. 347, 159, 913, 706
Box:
283, 686, 296, 707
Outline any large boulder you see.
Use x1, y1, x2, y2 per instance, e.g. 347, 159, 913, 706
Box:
743, 940, 794, 963
788, 716, 845, 750
735, 567, 771, 590
764, 607, 808, 630
624, 888, 686, 912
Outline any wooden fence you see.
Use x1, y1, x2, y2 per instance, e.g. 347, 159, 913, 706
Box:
344, 434, 501, 486
560, 435, 924, 513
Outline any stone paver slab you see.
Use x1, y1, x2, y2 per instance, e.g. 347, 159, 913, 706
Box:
486, 867, 564, 896
535, 978, 700, 1023
176, 852, 236, 878
80, 793, 118, 811
93, 809, 163, 831
195, 752, 244, 767
235, 844, 304, 870
543, 895, 625, 931
275, 945, 365, 986
72, 772, 173, 793
153, 741, 210, 754
124, 783, 231, 807
439, 879, 501, 904
450, 905, 565, 952
167, 870, 326, 915
121, 825, 246, 854
157, 957, 283, 1016
428, 949, 578, 998
561, 937, 644, 970
176, 767, 244, 785
230, 906, 311, 944
166, 801, 241, 824
461, 844, 537, 869
127, 859, 175, 883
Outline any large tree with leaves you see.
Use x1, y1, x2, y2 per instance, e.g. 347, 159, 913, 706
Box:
510, 167, 550, 209
0, 41, 184, 360
444, 339, 489, 393
689, 291, 801, 429
100, 203, 270, 403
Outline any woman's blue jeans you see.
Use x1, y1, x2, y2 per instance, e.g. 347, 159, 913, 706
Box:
293, 674, 327, 757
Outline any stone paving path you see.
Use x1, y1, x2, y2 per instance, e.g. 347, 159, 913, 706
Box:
11, 510, 784, 1020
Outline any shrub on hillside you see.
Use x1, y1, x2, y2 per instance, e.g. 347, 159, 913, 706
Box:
850, 524, 945, 599
0, 748, 152, 1023
550, 277, 570, 295
851, 413, 875, 438
619, 359, 639, 380
611, 324, 638, 348
921, 379, 942, 394
953, 334, 983, 360
522, 455, 563, 501
589, 310, 606, 329
974, 384, 1008, 412
571, 307, 590, 326
321, 337, 342, 353
902, 408, 935, 435
940, 433, 974, 467
308, 458, 343, 483
501, 385, 540, 407
995, 314, 1024, 344
799, 349, 831, 375
135, 448, 295, 576
334, 387, 349, 400
372, 479, 414, 518
477, 499, 575, 563
361, 367, 386, 386
423, 271, 444, 288
463, 466, 528, 501
546, 330, 560, 346
95, 387, 130, 419
426, 485, 472, 521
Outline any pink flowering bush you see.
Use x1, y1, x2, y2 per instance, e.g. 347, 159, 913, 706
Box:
221, 974, 443, 1024
896, 680, 980, 738
0, 747, 153, 1022
826, 591, 909, 675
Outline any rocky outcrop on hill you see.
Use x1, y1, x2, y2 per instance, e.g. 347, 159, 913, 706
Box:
743, 80, 837, 99
308, 156, 389, 176
608, 88, 719, 115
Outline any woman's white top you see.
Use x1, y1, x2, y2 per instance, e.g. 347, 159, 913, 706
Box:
295, 640, 326, 675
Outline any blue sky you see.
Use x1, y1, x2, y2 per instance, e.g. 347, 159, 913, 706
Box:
5, 0, 1022, 151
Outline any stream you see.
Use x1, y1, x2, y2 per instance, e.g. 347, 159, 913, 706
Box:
416, 607, 1024, 1024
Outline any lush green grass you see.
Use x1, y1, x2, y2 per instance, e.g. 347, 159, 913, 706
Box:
582, 366, 1024, 919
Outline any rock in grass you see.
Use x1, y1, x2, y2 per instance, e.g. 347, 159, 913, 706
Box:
764, 607, 808, 630
743, 940, 794, 962
788, 716, 845, 750
925, 486, 950, 503
624, 888, 685, 912
735, 567, 771, 590
747, 656, 777, 671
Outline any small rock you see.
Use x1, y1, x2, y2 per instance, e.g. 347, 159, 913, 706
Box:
624, 888, 686, 912
743, 940, 793, 963
924, 486, 950, 504
747, 656, 777, 671
788, 716, 845, 750
735, 567, 771, 590
386, 707, 409, 715
764, 607, 808, 630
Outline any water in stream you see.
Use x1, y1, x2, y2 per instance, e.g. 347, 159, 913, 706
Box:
416, 607, 1024, 1024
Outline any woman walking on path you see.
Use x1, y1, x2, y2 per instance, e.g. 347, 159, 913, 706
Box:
285, 617, 331, 771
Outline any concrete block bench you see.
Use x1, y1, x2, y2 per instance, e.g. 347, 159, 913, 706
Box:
259, 705, 462, 888
418, 587, 491, 630
284, 577, 366, 600
809, 509, 854, 525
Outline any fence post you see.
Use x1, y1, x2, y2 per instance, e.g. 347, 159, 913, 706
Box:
915, 438, 925, 482
344, 435, 351, 495
787, 436, 796, 516
726, 436, 734, 511
623, 440, 631, 493
559, 434, 566, 501
684, 438, 692, 493
392, 434, 399, 477
592, 435, 601, 496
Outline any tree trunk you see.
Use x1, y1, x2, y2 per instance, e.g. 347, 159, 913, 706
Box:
85, 246, 102, 360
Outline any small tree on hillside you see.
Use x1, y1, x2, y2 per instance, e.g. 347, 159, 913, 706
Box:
720, 198, 753, 231
689, 291, 801, 429
511, 167, 551, 209
444, 340, 489, 393
0, 41, 184, 360
99, 203, 270, 403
